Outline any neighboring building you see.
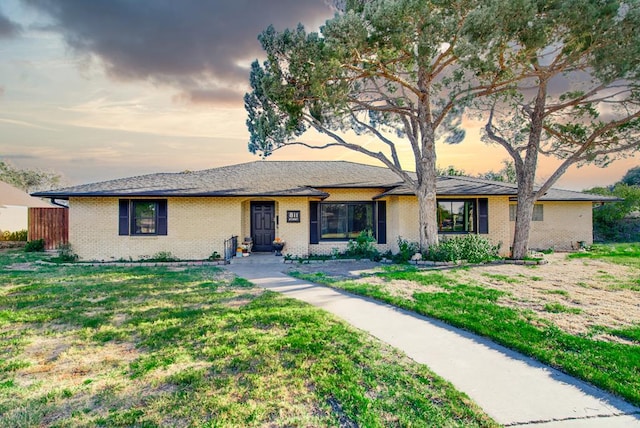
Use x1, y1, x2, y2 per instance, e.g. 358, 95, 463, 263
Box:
33, 161, 614, 261
0, 181, 52, 232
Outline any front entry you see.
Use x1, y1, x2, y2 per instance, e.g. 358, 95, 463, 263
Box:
251, 202, 275, 252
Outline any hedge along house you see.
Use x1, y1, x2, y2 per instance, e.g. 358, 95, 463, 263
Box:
33, 161, 613, 261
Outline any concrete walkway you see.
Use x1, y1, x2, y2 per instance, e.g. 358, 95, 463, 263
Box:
225, 255, 640, 427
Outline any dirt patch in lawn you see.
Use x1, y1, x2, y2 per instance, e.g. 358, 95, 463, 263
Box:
4, 262, 39, 271
286, 254, 640, 343
454, 253, 639, 341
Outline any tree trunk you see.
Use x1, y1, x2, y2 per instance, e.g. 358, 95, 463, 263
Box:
416, 126, 438, 250
511, 190, 535, 259
511, 76, 548, 259
414, 64, 439, 251
417, 178, 439, 251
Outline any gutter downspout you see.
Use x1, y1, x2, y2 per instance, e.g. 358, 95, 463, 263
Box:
49, 198, 69, 208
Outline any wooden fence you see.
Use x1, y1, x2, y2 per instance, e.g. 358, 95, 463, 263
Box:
28, 208, 69, 250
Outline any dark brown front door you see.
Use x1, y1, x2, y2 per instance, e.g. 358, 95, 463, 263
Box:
251, 202, 275, 252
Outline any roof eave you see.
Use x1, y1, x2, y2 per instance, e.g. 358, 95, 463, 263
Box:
36, 191, 331, 199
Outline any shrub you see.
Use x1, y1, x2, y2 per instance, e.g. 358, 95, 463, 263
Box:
394, 237, 420, 263
345, 230, 380, 260
426, 238, 463, 263
149, 251, 178, 262
24, 239, 45, 252
56, 244, 79, 262
425, 235, 500, 263
1, 229, 28, 241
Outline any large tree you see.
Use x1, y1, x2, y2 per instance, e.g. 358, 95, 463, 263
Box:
0, 160, 61, 193
469, 0, 640, 258
245, 0, 515, 249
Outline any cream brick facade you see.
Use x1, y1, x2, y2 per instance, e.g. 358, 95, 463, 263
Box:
509, 201, 593, 252
70, 197, 243, 261
385, 195, 511, 256
68, 194, 591, 261
309, 188, 392, 256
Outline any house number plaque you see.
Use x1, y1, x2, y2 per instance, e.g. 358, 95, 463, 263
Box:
286, 210, 301, 223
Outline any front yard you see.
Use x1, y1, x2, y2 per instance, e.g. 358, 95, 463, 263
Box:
290, 244, 640, 407
0, 251, 494, 427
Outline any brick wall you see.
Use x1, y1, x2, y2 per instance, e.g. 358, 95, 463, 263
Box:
386, 195, 511, 256
509, 201, 593, 251
70, 197, 242, 261
308, 188, 391, 256
68, 195, 592, 260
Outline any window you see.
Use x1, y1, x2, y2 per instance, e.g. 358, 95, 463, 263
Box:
132, 201, 158, 235
320, 202, 374, 240
509, 204, 543, 221
533, 204, 544, 221
119, 199, 167, 236
438, 200, 475, 233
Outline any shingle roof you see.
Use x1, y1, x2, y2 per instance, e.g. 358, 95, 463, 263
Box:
32, 161, 404, 199
32, 160, 616, 202
376, 175, 617, 202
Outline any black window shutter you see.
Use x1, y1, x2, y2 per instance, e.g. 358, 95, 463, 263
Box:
157, 200, 168, 236
309, 202, 319, 244
119, 199, 130, 236
377, 201, 387, 244
478, 198, 489, 234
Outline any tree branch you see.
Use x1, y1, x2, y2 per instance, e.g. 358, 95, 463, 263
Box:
299, 114, 417, 186
484, 103, 524, 170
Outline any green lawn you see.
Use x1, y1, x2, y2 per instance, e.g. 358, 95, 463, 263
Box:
291, 244, 640, 407
0, 251, 495, 428
567, 243, 640, 270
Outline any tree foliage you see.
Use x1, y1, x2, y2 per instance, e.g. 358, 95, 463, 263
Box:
472, 0, 640, 258
245, 0, 518, 248
436, 165, 466, 177
0, 160, 62, 193
478, 160, 517, 184
621, 166, 640, 186
587, 183, 640, 242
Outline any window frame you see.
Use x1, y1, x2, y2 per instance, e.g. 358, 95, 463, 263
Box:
131, 200, 159, 236
318, 201, 376, 241
437, 198, 477, 234
119, 199, 168, 236
509, 203, 544, 221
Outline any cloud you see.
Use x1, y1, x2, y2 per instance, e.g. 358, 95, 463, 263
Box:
24, 0, 333, 105
172, 88, 242, 106
0, 10, 21, 38
0, 117, 59, 131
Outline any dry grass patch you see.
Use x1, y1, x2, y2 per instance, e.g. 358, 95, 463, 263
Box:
352, 276, 450, 301
453, 253, 640, 341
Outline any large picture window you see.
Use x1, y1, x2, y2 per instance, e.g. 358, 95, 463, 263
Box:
119, 199, 168, 236
438, 200, 475, 233
320, 202, 374, 240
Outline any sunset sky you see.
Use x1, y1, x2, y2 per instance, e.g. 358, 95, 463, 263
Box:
1, 0, 637, 191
